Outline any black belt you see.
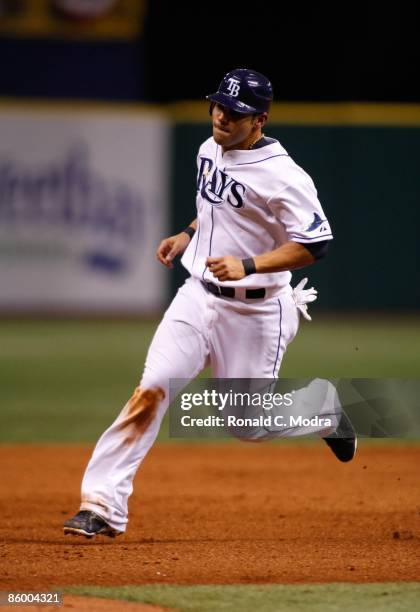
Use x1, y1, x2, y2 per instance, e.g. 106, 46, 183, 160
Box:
201, 280, 265, 299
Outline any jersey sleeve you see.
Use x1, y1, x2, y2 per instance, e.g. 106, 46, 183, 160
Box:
267, 163, 333, 244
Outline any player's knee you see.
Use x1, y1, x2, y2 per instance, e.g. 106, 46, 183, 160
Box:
118, 386, 166, 433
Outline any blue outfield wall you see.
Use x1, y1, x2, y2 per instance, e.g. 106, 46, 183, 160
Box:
171, 123, 420, 310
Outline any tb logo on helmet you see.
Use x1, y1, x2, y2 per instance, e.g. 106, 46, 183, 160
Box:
206, 68, 273, 114
226, 78, 240, 97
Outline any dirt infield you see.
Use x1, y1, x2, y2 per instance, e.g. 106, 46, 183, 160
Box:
0, 443, 419, 590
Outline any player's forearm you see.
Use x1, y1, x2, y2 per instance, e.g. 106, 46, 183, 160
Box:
187, 219, 197, 231
253, 241, 314, 273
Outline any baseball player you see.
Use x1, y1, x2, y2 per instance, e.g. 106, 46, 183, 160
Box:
64, 69, 356, 539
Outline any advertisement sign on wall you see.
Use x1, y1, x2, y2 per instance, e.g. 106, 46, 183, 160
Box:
0, 106, 170, 313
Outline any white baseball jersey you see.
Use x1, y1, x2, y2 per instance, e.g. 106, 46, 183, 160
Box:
182, 136, 333, 289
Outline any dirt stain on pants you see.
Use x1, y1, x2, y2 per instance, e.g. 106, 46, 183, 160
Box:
117, 386, 165, 444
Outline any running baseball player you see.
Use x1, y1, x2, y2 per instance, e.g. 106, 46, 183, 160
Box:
64, 68, 356, 539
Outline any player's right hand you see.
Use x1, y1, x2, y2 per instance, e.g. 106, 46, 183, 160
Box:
156, 233, 191, 268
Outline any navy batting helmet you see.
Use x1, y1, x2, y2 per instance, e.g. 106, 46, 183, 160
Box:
206, 68, 273, 114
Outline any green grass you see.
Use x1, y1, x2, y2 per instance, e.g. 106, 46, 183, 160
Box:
284, 314, 420, 378
66, 583, 420, 612
0, 320, 156, 442
1, 315, 419, 442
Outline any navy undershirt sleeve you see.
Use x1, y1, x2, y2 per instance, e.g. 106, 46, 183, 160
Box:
297, 240, 330, 260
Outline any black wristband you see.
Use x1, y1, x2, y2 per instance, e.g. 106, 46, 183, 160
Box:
242, 257, 257, 275
182, 226, 196, 239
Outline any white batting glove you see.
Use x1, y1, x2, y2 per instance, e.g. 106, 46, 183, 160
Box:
292, 277, 318, 321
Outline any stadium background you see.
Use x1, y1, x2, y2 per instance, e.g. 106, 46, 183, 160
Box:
0, 2, 419, 611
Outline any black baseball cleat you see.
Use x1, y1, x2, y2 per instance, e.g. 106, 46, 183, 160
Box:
63, 510, 121, 539
323, 410, 357, 462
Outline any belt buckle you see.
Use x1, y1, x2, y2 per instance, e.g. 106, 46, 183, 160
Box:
207, 281, 221, 296
205, 281, 219, 296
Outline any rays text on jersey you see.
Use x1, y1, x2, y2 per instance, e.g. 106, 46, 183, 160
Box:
197, 157, 245, 207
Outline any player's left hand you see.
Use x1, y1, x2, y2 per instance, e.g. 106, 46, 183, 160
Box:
206, 256, 245, 281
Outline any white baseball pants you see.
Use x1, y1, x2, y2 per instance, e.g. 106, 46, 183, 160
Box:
80, 277, 340, 531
